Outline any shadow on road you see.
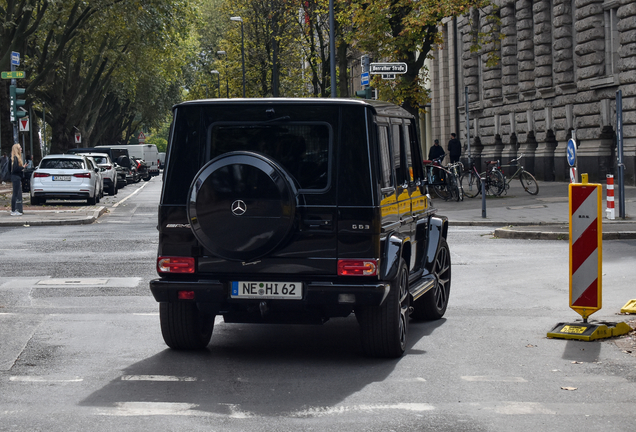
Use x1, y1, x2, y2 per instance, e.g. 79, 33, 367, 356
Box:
79, 315, 449, 416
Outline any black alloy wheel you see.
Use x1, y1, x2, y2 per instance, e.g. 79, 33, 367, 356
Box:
357, 258, 410, 358
411, 239, 451, 321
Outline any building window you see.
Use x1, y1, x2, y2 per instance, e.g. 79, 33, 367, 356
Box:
603, 1, 619, 77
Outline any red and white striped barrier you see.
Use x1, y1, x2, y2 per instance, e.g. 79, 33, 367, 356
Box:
569, 176, 602, 320
606, 174, 615, 220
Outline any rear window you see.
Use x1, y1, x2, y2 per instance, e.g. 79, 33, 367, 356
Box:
40, 159, 85, 169
208, 123, 331, 191
92, 157, 109, 165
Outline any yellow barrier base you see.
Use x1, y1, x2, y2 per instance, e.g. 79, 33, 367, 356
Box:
547, 321, 632, 341
620, 299, 636, 314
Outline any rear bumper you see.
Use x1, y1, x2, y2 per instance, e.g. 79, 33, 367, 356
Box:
150, 278, 389, 308
32, 191, 90, 200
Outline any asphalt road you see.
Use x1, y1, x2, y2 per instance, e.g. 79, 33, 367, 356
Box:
1, 179, 635, 432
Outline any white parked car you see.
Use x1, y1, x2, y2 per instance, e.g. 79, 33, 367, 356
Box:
81, 152, 118, 195
30, 154, 102, 206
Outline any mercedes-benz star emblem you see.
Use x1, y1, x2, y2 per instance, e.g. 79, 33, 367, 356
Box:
231, 200, 247, 216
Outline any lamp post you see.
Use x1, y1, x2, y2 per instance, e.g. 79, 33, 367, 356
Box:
217, 50, 230, 98
230, 17, 246, 98
211, 70, 220, 98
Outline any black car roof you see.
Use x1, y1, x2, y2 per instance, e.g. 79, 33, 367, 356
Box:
174, 98, 413, 119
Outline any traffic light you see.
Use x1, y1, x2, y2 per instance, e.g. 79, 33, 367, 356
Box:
9, 84, 26, 122
355, 86, 376, 100
361, 54, 370, 74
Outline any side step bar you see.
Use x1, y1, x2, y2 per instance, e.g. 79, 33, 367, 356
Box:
409, 275, 436, 301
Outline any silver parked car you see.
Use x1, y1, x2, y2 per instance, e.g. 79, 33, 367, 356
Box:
82, 153, 118, 195
30, 154, 102, 205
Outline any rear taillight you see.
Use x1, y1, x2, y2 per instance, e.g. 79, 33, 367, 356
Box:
104, 165, 112, 170
73, 173, 91, 178
157, 257, 195, 274
337, 259, 378, 276
33, 172, 50, 178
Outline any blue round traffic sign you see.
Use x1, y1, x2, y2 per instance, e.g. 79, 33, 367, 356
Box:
567, 139, 576, 167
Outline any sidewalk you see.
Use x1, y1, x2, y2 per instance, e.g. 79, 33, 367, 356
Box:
0, 185, 106, 226
432, 180, 636, 240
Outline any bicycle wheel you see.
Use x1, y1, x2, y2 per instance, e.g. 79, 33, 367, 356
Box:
486, 169, 505, 196
460, 171, 481, 198
432, 182, 451, 201
519, 171, 539, 195
448, 173, 461, 201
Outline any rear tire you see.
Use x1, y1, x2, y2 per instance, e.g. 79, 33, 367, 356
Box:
486, 170, 505, 196
357, 259, 410, 358
448, 173, 461, 201
520, 171, 539, 195
411, 239, 451, 321
460, 171, 481, 198
160, 302, 214, 350
87, 190, 97, 205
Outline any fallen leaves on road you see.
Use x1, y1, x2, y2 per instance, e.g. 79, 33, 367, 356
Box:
561, 387, 578, 391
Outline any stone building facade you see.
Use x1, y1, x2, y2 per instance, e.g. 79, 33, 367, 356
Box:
429, 0, 636, 184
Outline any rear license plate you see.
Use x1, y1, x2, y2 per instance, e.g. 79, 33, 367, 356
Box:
231, 281, 302, 300
52, 176, 71, 181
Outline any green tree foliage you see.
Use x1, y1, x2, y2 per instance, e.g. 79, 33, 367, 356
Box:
1, 0, 195, 154
347, 0, 492, 118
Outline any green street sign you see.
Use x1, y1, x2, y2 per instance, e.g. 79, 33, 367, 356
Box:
2, 71, 26, 79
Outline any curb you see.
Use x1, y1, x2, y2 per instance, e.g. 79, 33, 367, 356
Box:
493, 226, 636, 240
0, 206, 107, 227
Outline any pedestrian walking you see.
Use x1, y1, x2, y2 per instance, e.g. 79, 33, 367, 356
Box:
428, 139, 446, 161
10, 144, 24, 216
448, 133, 462, 163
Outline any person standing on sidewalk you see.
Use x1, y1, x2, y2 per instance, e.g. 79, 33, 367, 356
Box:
448, 133, 462, 163
10, 144, 24, 216
428, 139, 446, 161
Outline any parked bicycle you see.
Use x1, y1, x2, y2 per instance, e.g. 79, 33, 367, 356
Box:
459, 159, 505, 198
496, 154, 539, 195
446, 161, 464, 201
424, 156, 461, 201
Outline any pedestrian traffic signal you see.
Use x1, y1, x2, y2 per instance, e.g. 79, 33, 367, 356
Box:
9, 85, 26, 122
355, 86, 376, 100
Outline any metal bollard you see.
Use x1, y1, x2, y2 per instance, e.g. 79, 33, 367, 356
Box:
481, 177, 486, 218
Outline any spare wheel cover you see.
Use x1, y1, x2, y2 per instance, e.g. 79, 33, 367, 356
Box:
188, 151, 298, 261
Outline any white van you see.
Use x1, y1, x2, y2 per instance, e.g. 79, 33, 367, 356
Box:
97, 144, 160, 176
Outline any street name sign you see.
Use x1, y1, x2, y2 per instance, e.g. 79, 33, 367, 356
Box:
370, 62, 407, 74
2, 71, 25, 79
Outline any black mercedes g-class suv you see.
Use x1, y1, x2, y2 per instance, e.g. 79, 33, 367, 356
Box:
151, 98, 451, 358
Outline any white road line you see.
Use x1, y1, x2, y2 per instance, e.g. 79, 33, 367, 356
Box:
466, 401, 555, 415
97, 402, 206, 417
290, 403, 435, 417
461, 376, 528, 382
112, 182, 149, 208
10, 376, 83, 383
121, 375, 197, 382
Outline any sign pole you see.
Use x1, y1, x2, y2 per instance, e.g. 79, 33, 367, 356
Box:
29, 106, 33, 160
465, 86, 471, 167
616, 90, 625, 219
11, 60, 19, 147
